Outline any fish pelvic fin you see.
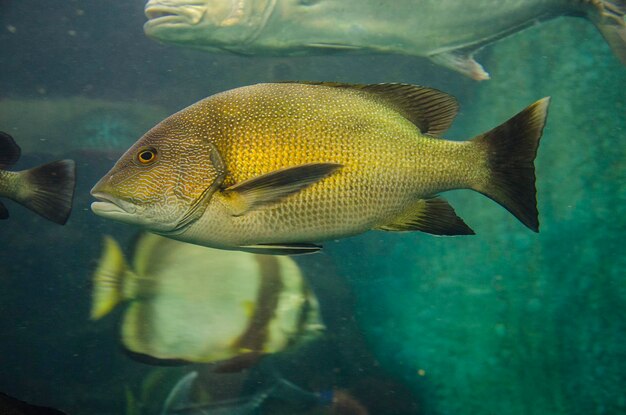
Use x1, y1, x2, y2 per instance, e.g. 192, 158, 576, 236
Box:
471, 97, 550, 232
583, 0, 626, 65
16, 159, 76, 225
91, 235, 130, 320
376, 197, 474, 235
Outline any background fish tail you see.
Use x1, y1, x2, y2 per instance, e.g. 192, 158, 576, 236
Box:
578, 0, 626, 64
471, 97, 550, 232
91, 236, 129, 320
18, 159, 76, 224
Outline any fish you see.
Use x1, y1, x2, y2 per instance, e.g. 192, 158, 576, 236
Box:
91, 233, 324, 364
0, 132, 76, 225
91, 82, 549, 255
142, 0, 626, 80
160, 369, 368, 415
0, 391, 67, 415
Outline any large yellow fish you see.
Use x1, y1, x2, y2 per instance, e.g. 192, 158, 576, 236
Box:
91, 233, 323, 364
91, 82, 549, 254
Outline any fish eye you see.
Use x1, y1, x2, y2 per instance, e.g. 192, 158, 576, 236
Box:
137, 147, 158, 165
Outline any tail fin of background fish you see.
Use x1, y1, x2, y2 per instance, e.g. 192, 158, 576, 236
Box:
91, 235, 129, 320
18, 159, 76, 224
584, 0, 626, 65
471, 97, 550, 232
0, 131, 75, 224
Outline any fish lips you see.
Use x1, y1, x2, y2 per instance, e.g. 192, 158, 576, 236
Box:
90, 191, 137, 218
144, 2, 205, 29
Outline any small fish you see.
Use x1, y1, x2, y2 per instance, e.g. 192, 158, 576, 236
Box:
91, 82, 549, 255
91, 233, 324, 364
0, 132, 76, 224
160, 370, 368, 415
0, 391, 67, 415
143, 0, 626, 79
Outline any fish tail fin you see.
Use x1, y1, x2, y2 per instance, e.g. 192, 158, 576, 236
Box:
581, 0, 626, 64
470, 97, 550, 232
91, 235, 129, 320
17, 160, 76, 225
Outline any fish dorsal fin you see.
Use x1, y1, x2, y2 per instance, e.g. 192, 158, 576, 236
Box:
376, 197, 475, 235
285, 82, 459, 136
0, 131, 20, 168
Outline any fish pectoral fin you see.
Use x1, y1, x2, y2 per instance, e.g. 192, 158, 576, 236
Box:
429, 49, 490, 81
224, 163, 342, 215
0, 201, 8, 219
238, 243, 322, 255
376, 197, 475, 235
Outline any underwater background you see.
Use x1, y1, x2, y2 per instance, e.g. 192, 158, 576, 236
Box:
1, 1, 625, 414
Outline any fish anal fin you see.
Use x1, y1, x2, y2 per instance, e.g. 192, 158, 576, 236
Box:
238, 243, 322, 256
429, 49, 490, 81
282, 81, 458, 136
224, 163, 342, 215
376, 197, 475, 236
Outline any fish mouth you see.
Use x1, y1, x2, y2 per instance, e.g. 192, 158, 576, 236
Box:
144, 4, 204, 27
90, 192, 137, 216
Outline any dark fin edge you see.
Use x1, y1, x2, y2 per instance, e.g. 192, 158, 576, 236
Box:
0, 131, 20, 168
376, 197, 475, 235
20, 159, 76, 225
279, 82, 459, 136
122, 347, 191, 366
472, 97, 550, 232
238, 243, 322, 256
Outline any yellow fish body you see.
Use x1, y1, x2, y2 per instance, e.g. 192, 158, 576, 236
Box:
91, 82, 549, 254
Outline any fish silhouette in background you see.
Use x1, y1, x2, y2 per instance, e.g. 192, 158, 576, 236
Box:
0, 132, 75, 225
0, 392, 67, 415
159, 369, 369, 415
143, 0, 626, 80
91, 82, 549, 254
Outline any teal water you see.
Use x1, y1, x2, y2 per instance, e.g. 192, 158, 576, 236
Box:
1, 2, 625, 414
